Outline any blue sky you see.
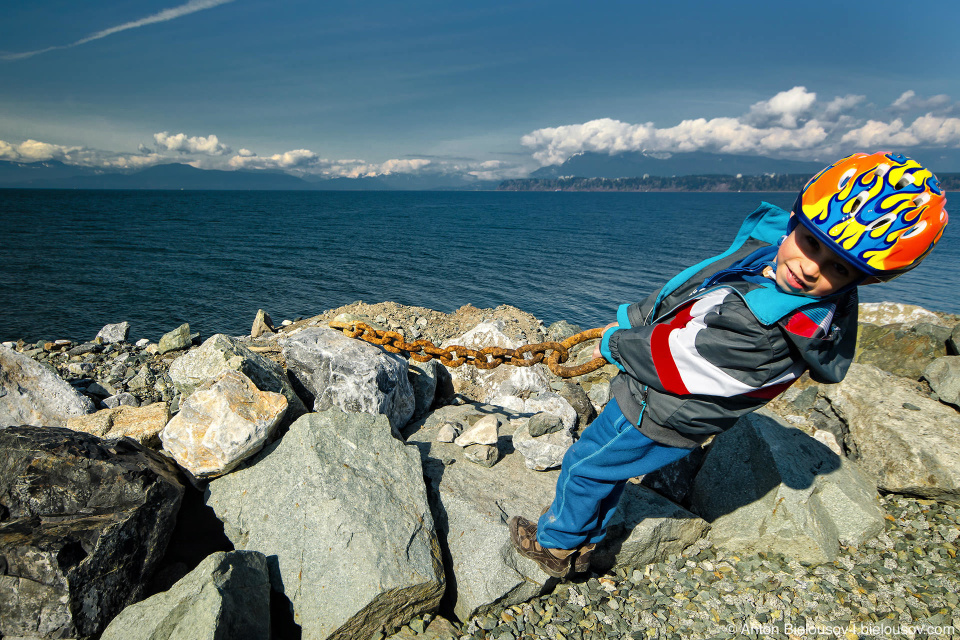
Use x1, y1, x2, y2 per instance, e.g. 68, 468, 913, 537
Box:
2, 0, 960, 180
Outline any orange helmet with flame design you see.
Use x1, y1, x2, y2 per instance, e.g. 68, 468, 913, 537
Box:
793, 152, 947, 281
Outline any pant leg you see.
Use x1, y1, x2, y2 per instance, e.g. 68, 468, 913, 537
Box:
536, 398, 693, 549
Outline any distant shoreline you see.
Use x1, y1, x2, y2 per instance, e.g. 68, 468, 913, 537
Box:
499, 174, 960, 193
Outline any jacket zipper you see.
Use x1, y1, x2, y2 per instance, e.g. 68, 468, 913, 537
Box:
650, 284, 729, 324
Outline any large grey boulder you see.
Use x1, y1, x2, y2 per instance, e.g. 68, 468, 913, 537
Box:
168, 332, 306, 421
0, 426, 183, 640
100, 551, 271, 640
161, 371, 288, 479
280, 327, 415, 432
689, 412, 886, 563
205, 410, 444, 640
637, 443, 711, 507
408, 359, 440, 421
949, 324, 960, 354
0, 344, 95, 427
819, 364, 960, 503
857, 302, 947, 328
924, 356, 960, 409
591, 485, 709, 573
855, 322, 946, 379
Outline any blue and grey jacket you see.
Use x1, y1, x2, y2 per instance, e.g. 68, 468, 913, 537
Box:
599, 202, 858, 449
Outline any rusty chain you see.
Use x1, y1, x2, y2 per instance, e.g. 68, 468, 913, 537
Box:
328, 320, 608, 378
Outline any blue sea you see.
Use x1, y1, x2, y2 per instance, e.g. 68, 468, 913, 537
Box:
2, 190, 957, 344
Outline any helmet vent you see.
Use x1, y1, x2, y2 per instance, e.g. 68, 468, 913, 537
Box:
912, 193, 930, 207
875, 164, 890, 177
901, 221, 927, 239
896, 174, 916, 190
850, 192, 869, 215
865, 213, 897, 232
838, 168, 856, 189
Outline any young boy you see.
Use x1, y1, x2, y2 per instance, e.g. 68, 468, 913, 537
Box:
510, 152, 948, 578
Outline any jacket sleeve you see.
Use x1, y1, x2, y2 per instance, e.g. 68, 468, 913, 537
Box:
602, 289, 802, 398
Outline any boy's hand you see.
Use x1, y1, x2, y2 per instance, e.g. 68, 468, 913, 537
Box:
592, 322, 619, 359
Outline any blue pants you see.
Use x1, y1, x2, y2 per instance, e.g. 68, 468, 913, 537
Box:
536, 398, 693, 550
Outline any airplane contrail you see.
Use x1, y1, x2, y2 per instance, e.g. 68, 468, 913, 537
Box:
1, 0, 236, 61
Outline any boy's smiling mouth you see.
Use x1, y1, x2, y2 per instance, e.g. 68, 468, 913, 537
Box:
783, 265, 805, 291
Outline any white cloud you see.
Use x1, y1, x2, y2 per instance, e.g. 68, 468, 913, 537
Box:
745, 86, 817, 128
0, 137, 167, 169
891, 90, 951, 112
2, 0, 236, 61
891, 91, 916, 110
99, 154, 166, 170
522, 86, 960, 166
378, 158, 431, 175
521, 118, 653, 166
332, 158, 432, 178
823, 94, 865, 119
466, 160, 529, 181
909, 114, 960, 144
521, 115, 829, 166
841, 114, 960, 147
17, 139, 79, 161
0, 138, 80, 162
227, 150, 435, 178
228, 149, 320, 170
154, 132, 231, 155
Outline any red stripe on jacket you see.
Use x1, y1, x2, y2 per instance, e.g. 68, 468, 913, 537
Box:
743, 380, 795, 399
784, 312, 820, 338
650, 302, 695, 395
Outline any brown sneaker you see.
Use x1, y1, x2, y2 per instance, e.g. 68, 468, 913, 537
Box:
530, 506, 596, 575
573, 543, 596, 573
509, 515, 575, 578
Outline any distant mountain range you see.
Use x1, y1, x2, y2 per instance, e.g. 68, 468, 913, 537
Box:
3, 149, 958, 190
0, 161, 312, 190
0, 160, 498, 191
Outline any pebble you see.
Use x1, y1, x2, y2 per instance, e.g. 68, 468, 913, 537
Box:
67, 362, 94, 376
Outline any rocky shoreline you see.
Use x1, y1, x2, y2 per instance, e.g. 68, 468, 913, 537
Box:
1, 300, 958, 639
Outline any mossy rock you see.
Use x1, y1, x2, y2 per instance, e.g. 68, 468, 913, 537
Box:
855, 323, 946, 380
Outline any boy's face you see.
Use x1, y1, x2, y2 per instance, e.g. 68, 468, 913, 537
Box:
775, 225, 863, 297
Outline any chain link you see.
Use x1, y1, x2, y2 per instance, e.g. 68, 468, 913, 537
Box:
328, 320, 608, 378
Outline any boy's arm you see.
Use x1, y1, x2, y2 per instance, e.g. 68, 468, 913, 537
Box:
590, 297, 655, 359
600, 290, 799, 398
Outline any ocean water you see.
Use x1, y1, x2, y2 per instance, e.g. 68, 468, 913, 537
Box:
1, 189, 957, 344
